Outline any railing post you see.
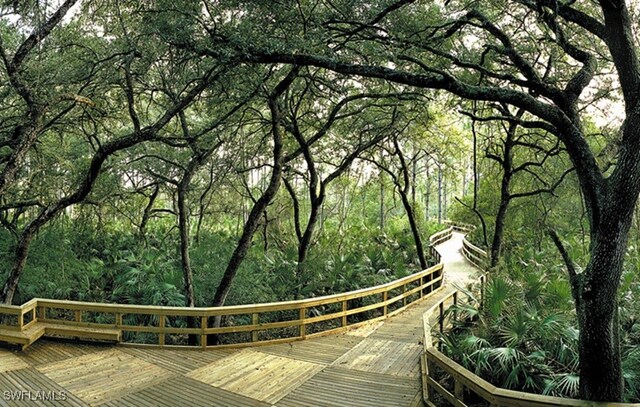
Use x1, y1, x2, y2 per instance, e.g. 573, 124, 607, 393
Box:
18, 312, 23, 330
159, 315, 165, 346
419, 276, 424, 298
426, 356, 436, 401
480, 274, 485, 311
252, 313, 259, 342
383, 291, 388, 316
299, 308, 306, 338
454, 376, 464, 402
341, 301, 347, 327
439, 302, 444, 334
201, 316, 207, 348
453, 291, 458, 323
39, 306, 46, 321
403, 284, 407, 306
74, 310, 82, 323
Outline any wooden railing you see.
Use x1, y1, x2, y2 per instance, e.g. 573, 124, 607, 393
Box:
0, 263, 445, 349
421, 226, 635, 407
429, 227, 454, 264
443, 220, 476, 233
0, 298, 38, 331
462, 237, 489, 269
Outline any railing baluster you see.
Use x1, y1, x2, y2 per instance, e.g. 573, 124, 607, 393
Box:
299, 308, 306, 338
74, 310, 81, 323
453, 292, 458, 323
403, 284, 407, 306
383, 291, 388, 316
454, 376, 464, 402
426, 357, 436, 401
252, 313, 259, 342
439, 302, 444, 334
201, 316, 207, 349
341, 301, 347, 327
159, 315, 165, 346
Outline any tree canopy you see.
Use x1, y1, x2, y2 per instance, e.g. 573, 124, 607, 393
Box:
1, 0, 640, 402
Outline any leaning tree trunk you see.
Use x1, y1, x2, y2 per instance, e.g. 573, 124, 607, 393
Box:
398, 191, 427, 269
211, 132, 283, 309
207, 69, 295, 343
0, 230, 35, 304
295, 196, 322, 296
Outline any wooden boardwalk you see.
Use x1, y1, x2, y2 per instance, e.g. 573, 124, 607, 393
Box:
0, 233, 477, 407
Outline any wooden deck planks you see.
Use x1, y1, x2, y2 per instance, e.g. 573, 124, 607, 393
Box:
37, 349, 174, 406
258, 334, 364, 365
17, 340, 110, 367
370, 320, 424, 344
344, 320, 385, 337
332, 338, 422, 377
0, 350, 29, 372
0, 368, 87, 407
187, 349, 323, 404
120, 347, 236, 374
99, 375, 272, 407
277, 366, 421, 407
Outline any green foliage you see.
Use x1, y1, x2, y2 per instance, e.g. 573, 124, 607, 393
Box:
441, 239, 640, 402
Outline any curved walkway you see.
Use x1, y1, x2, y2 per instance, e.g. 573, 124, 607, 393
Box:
0, 234, 478, 407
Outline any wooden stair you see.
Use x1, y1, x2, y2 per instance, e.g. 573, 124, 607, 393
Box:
0, 323, 46, 349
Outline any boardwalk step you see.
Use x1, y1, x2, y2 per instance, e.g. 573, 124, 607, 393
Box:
0, 323, 121, 349
0, 323, 46, 348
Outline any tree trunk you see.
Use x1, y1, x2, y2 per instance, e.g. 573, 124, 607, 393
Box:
139, 183, 159, 245
0, 231, 34, 304
177, 180, 196, 309
437, 165, 443, 224
425, 163, 430, 221
399, 191, 427, 269
379, 170, 385, 229
490, 200, 509, 268
208, 68, 296, 342
295, 195, 322, 296
177, 173, 198, 345
577, 221, 629, 401
261, 210, 269, 253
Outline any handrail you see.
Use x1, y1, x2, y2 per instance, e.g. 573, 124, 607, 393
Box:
0, 223, 460, 351
1, 264, 446, 349
428, 227, 453, 264
461, 236, 488, 269
443, 220, 476, 233
420, 224, 637, 406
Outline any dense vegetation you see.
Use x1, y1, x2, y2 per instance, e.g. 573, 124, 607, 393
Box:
1, 0, 640, 402
0, 187, 447, 307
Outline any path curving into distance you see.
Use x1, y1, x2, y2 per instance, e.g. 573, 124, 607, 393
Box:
0, 233, 478, 407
